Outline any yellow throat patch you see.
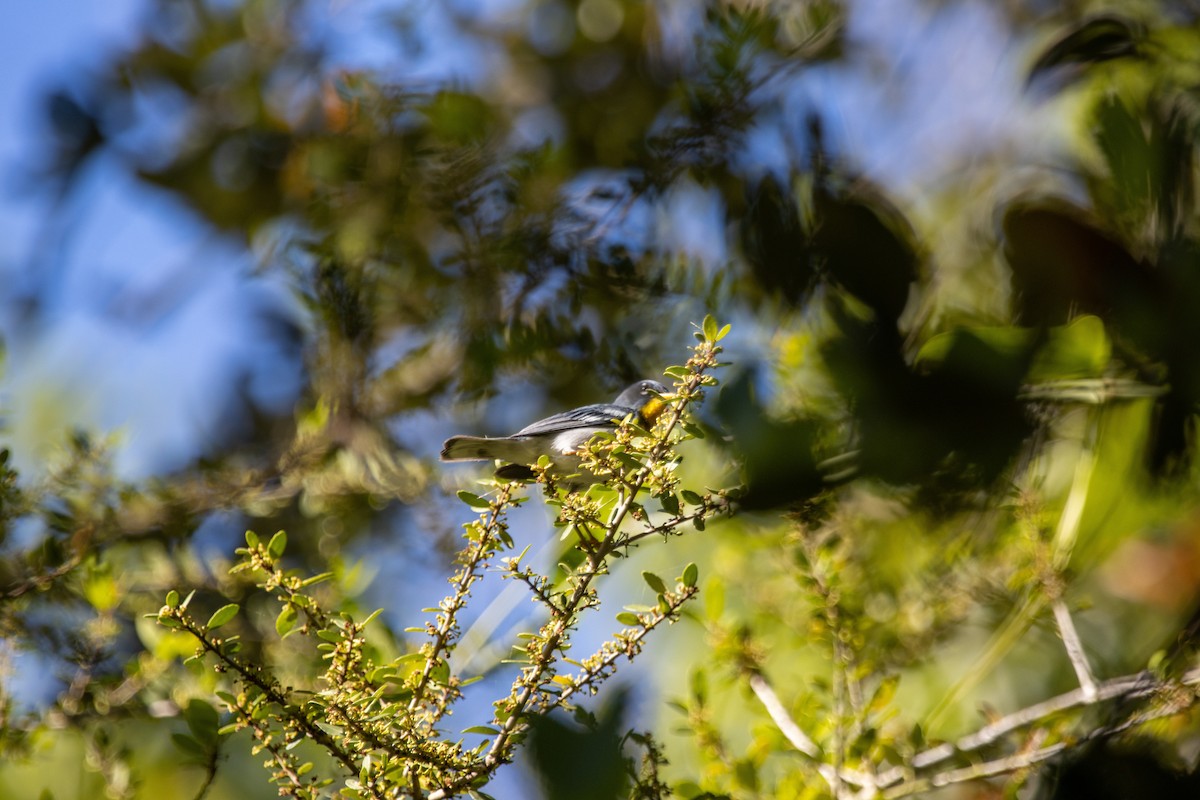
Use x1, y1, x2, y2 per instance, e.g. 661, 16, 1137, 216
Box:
639, 396, 668, 426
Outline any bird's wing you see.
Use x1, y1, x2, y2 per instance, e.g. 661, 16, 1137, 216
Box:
513, 403, 638, 437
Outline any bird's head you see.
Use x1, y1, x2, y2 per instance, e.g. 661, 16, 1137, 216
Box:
615, 379, 670, 425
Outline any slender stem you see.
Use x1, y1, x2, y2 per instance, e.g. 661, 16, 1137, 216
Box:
557, 587, 697, 707
1052, 598, 1098, 700
748, 673, 819, 757
876, 666, 1200, 790
409, 485, 512, 714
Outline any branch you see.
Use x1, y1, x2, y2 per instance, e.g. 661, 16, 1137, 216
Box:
876, 665, 1200, 792
557, 585, 698, 707
1052, 598, 1098, 700
748, 672, 880, 798
408, 483, 514, 715
430, 340, 722, 799
748, 673, 819, 756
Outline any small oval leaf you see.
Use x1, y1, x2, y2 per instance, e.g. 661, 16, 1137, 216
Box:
642, 571, 667, 594
456, 490, 491, 509
462, 726, 500, 736
184, 699, 220, 745
267, 530, 287, 559
682, 562, 699, 588
276, 605, 299, 637
206, 604, 240, 631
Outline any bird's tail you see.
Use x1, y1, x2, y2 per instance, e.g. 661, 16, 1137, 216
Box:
440, 435, 529, 463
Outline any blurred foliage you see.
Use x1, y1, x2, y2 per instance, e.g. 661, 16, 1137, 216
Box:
3, 0, 1200, 798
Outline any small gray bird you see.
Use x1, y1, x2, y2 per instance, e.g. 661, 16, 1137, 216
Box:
441, 380, 670, 487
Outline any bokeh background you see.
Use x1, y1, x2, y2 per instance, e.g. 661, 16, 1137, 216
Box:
2, 0, 1200, 798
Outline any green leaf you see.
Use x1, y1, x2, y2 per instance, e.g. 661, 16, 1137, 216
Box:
276, 605, 299, 637
663, 365, 690, 380
705, 577, 725, 619
267, 530, 287, 559
184, 699, 221, 746
429, 660, 451, 685
681, 489, 703, 505
462, 726, 500, 735
457, 490, 491, 509
1028, 315, 1111, 381
245, 530, 259, 548
165, 590, 180, 609
614, 452, 644, 471
616, 612, 640, 626
206, 604, 240, 631
642, 571, 666, 594
868, 675, 900, 715
915, 325, 1035, 372
716, 323, 731, 341
702, 314, 719, 342
171, 733, 206, 759
682, 562, 699, 588
368, 666, 396, 683
394, 653, 426, 681
659, 493, 681, 516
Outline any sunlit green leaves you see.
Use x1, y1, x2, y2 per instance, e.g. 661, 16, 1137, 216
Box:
642, 571, 667, 594
457, 490, 491, 509
206, 604, 240, 631
275, 605, 299, 637
915, 315, 1111, 384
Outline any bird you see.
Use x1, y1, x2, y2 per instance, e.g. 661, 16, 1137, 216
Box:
441, 380, 670, 488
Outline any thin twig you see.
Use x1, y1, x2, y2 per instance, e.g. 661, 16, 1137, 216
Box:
1052, 598, 1098, 700
748, 673, 820, 757
876, 665, 1200, 789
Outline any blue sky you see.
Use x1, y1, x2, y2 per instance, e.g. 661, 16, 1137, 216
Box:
0, 0, 1073, 480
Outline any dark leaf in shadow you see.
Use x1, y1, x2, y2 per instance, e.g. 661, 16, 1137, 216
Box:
812, 186, 919, 324
714, 369, 822, 510
823, 298, 1033, 490
527, 687, 629, 800
1036, 738, 1200, 800
1027, 15, 1142, 90
1002, 199, 1158, 341
739, 175, 818, 306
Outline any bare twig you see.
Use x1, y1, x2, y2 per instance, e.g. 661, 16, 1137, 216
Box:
1052, 598, 1098, 700
876, 665, 1200, 792
748, 673, 820, 757
749, 672, 881, 798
